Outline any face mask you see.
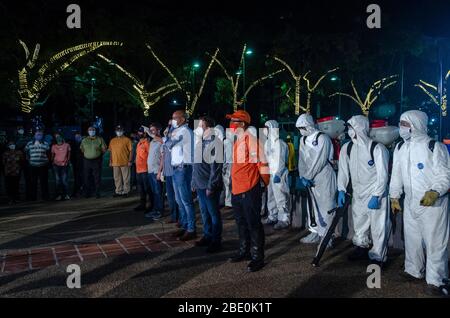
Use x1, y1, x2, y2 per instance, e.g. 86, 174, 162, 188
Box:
88, 130, 96, 137
116, 131, 123, 137
18, 129, 24, 135
299, 127, 311, 137
149, 133, 156, 139
348, 128, 356, 139
399, 126, 411, 140
56, 137, 63, 144
8, 145, 16, 150
171, 119, 179, 129
75, 136, 82, 142
229, 122, 240, 133
35, 133, 43, 141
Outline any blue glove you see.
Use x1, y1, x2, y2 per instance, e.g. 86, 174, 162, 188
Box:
301, 177, 313, 187
273, 175, 281, 183
368, 196, 380, 210
337, 191, 346, 208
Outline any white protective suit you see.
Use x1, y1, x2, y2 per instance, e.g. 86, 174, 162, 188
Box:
221, 126, 233, 207
264, 120, 290, 224
389, 110, 450, 287
297, 114, 336, 237
337, 115, 390, 262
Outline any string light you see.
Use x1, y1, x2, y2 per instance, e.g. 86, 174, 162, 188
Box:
211, 44, 284, 111
147, 44, 219, 116
415, 71, 449, 117
273, 56, 305, 114
97, 53, 183, 116
17, 40, 123, 113
330, 75, 398, 116
303, 67, 339, 114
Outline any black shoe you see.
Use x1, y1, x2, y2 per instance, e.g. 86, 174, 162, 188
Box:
228, 253, 251, 263
134, 205, 146, 211
348, 246, 369, 261
195, 237, 211, 247
122, 193, 129, 198
113, 193, 121, 198
206, 243, 222, 254
247, 259, 265, 272
425, 284, 450, 298
398, 271, 423, 283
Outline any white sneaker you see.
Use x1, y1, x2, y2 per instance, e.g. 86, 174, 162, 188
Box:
64, 195, 71, 200
300, 232, 320, 244
55, 195, 62, 201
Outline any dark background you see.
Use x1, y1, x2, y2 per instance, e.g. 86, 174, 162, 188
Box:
1, 0, 450, 139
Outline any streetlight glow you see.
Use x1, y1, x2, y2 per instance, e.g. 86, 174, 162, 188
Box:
245, 49, 253, 55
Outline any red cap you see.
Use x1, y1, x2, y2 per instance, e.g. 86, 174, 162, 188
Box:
226, 110, 251, 124
370, 120, 387, 128
317, 116, 336, 123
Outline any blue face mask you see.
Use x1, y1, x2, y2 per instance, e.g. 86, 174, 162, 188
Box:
75, 136, 82, 142
35, 133, 43, 141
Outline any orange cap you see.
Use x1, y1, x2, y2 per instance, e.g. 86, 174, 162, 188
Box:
226, 110, 251, 124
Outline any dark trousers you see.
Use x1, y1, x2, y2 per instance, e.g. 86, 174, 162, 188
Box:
5, 176, 20, 201
24, 163, 32, 200
53, 165, 69, 196
72, 160, 83, 196
83, 158, 101, 196
29, 165, 49, 200
232, 183, 265, 261
137, 172, 152, 209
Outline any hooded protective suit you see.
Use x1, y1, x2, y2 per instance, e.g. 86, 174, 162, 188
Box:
390, 110, 450, 287
264, 120, 290, 225
219, 125, 233, 208
296, 114, 336, 237
337, 115, 390, 262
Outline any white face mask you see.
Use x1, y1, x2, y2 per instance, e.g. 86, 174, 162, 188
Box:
299, 127, 312, 137
8, 145, 16, 150
348, 128, 356, 139
88, 130, 96, 137
399, 126, 411, 140
17, 129, 24, 135
171, 119, 179, 128
116, 131, 123, 137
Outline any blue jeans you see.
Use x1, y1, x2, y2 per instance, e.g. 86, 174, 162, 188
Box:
197, 189, 222, 244
53, 165, 69, 196
173, 165, 196, 232
165, 175, 178, 222
148, 173, 163, 213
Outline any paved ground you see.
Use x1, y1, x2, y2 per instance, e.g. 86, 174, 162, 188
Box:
0, 191, 445, 298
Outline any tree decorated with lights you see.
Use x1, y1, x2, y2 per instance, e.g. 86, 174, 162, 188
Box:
272, 55, 338, 115
97, 54, 184, 116
17, 40, 123, 113
329, 75, 398, 116
415, 71, 449, 117
146, 44, 219, 116
209, 44, 284, 111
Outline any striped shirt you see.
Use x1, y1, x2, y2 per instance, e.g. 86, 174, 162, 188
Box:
25, 140, 50, 167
